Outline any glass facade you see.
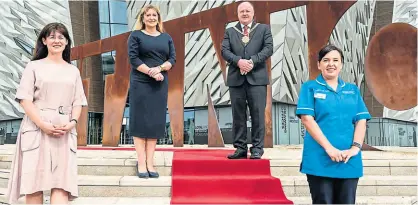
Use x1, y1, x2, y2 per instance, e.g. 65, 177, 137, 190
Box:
0, 120, 21, 144
162, 109, 196, 145
99, 0, 128, 78
95, 0, 129, 144
96, 0, 198, 145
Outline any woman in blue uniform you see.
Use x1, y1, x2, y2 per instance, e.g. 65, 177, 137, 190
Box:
128, 4, 176, 178
296, 44, 371, 204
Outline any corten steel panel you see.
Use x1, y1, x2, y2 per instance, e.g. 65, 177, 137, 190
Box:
101, 34, 131, 146
254, 2, 273, 148
71, 1, 357, 147
362, 143, 382, 151
207, 85, 225, 147
306, 1, 357, 80
164, 20, 186, 147
71, 46, 89, 145
78, 79, 90, 146
365, 23, 417, 111
71, 33, 131, 147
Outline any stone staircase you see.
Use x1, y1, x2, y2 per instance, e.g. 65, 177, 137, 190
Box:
0, 145, 415, 204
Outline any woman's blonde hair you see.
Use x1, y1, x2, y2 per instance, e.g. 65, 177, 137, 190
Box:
134, 5, 164, 32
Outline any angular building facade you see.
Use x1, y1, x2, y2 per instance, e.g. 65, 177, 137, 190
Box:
0, 1, 73, 120
0, 0, 416, 146
127, 0, 375, 106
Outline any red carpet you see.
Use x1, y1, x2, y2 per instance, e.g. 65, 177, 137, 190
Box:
170, 150, 293, 204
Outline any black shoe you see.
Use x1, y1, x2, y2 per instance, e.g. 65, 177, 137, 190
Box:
136, 162, 149, 178
148, 171, 159, 178
250, 152, 262, 159
227, 149, 247, 159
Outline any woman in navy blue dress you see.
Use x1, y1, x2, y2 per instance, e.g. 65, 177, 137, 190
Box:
128, 4, 176, 178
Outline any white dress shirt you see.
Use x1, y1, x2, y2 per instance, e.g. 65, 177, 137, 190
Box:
241, 22, 253, 33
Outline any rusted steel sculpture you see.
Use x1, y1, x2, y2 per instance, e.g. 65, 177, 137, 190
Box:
365, 23, 417, 111
362, 23, 417, 151
71, 34, 131, 146
78, 80, 90, 146
207, 85, 225, 147
71, 1, 371, 147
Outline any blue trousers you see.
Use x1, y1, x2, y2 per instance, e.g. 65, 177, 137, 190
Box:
307, 174, 359, 204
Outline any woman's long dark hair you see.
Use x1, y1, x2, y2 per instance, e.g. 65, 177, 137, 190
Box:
32, 22, 72, 63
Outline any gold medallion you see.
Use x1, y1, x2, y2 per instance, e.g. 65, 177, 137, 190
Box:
232, 23, 260, 45
242, 35, 250, 44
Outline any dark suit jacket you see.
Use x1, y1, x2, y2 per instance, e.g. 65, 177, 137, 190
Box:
221, 22, 273, 87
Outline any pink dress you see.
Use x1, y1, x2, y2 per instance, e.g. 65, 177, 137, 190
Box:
7, 59, 88, 204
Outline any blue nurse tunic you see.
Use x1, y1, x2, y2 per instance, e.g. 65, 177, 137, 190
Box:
296, 74, 371, 178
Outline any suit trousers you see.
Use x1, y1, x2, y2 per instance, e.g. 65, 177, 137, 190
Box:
307, 174, 359, 204
229, 80, 266, 154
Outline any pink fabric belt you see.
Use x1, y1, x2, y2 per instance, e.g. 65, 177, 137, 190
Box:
35, 104, 73, 114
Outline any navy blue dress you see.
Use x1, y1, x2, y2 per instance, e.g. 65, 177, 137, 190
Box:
128, 30, 176, 138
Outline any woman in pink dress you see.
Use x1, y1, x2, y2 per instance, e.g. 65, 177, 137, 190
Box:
7, 22, 87, 204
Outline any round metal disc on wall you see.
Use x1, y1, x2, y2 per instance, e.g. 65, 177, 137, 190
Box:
365, 23, 417, 111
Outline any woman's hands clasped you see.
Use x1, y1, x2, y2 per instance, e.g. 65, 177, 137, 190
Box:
325, 146, 360, 163
341, 147, 360, 163
325, 147, 344, 162
39, 121, 76, 137
39, 121, 65, 137
153, 73, 164, 81
148, 67, 164, 81
55, 121, 77, 134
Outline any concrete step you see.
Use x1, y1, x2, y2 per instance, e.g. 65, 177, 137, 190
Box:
0, 154, 415, 176
0, 195, 416, 204
0, 174, 416, 197
0, 145, 415, 176
0, 145, 415, 203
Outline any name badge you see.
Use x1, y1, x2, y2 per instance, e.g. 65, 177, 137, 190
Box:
342, 90, 355, 94
314, 93, 326, 99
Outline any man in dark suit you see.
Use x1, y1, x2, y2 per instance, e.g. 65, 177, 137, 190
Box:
221, 1, 273, 159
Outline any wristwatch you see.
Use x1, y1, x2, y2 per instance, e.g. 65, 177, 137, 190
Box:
159, 64, 165, 71
352, 142, 362, 149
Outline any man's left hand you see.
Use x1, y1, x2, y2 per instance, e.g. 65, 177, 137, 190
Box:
342, 147, 360, 163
